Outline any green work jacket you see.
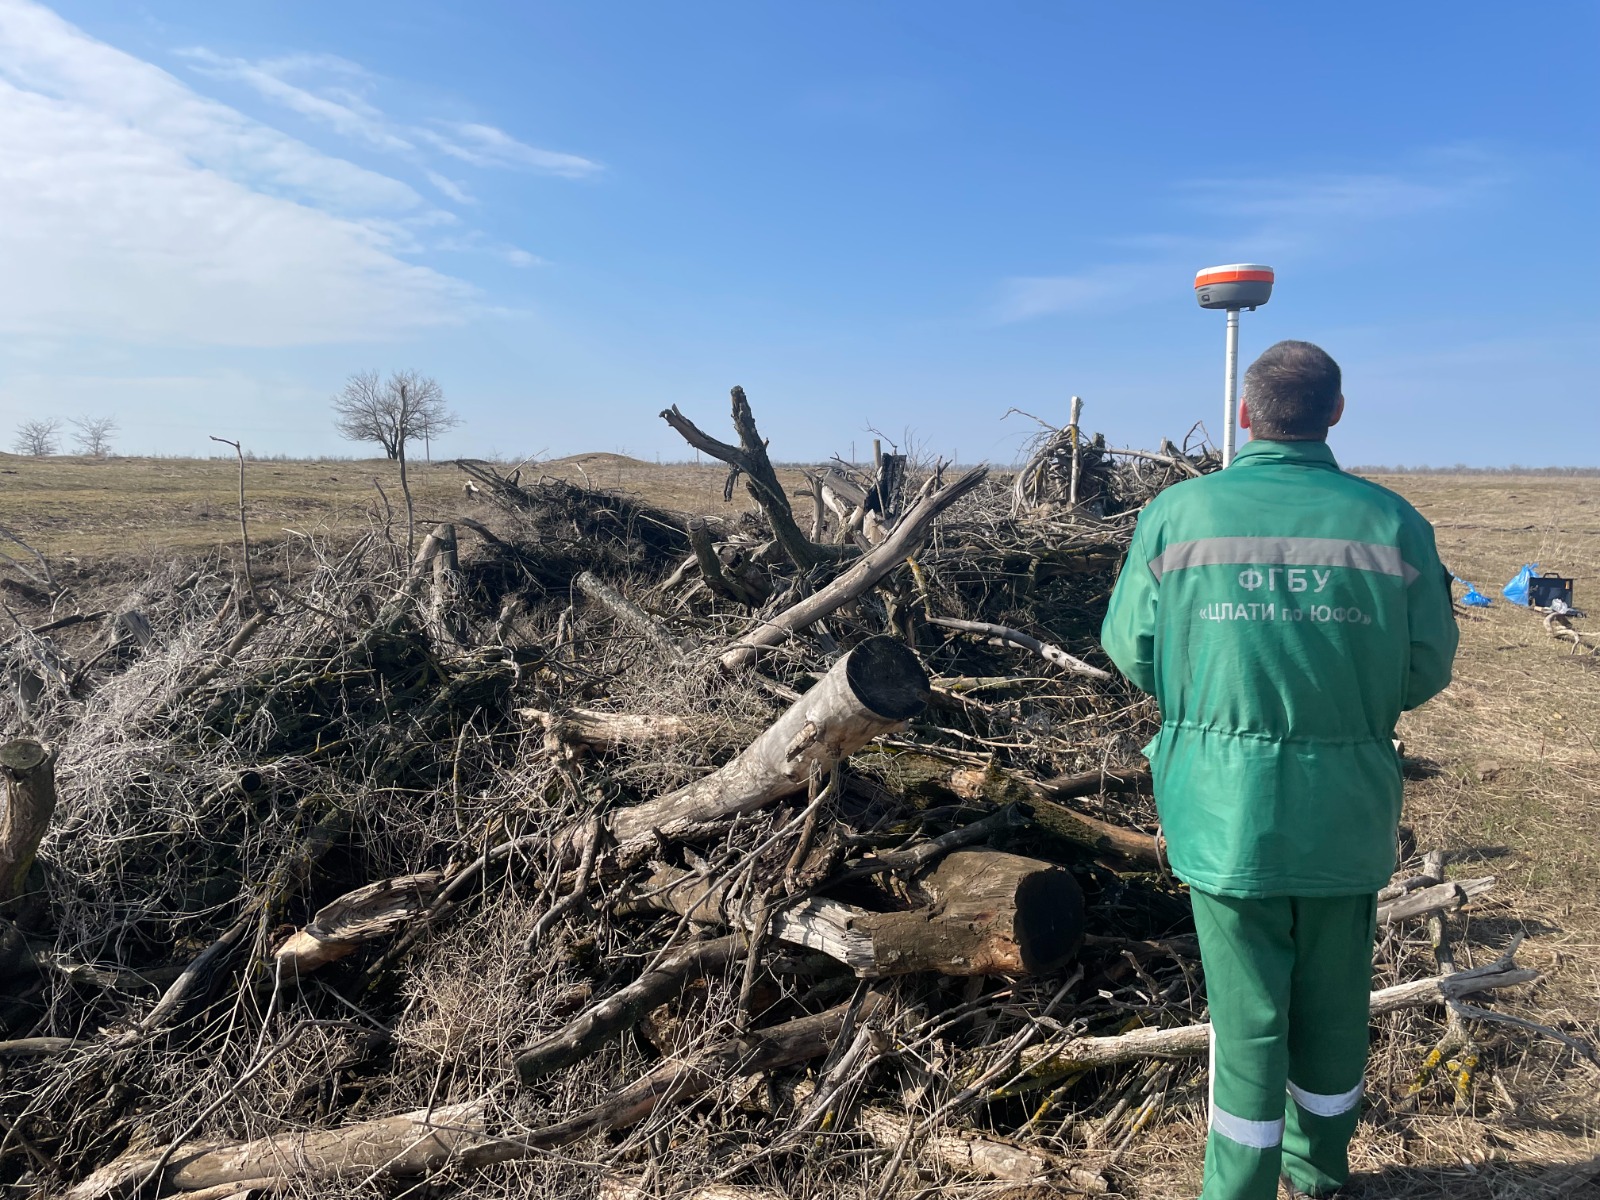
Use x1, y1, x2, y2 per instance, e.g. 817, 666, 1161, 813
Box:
1100, 439, 1458, 898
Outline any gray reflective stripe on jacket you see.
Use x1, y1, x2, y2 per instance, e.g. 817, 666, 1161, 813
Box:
1147, 536, 1420, 585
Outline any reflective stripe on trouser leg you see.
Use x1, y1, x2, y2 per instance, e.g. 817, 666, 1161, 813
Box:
1210, 1032, 1286, 1148
1192, 890, 1294, 1200
1287, 1078, 1362, 1118
1281, 893, 1379, 1197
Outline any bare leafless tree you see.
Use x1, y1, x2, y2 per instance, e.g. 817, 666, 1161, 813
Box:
11, 418, 61, 456
70, 415, 117, 457
331, 370, 457, 461
331, 369, 459, 555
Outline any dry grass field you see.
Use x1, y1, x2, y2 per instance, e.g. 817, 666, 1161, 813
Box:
1, 453, 1597, 1197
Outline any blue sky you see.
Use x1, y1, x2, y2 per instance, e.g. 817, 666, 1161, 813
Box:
1, 1, 1595, 464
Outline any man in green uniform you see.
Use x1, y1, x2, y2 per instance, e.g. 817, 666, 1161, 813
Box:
1101, 340, 1458, 1199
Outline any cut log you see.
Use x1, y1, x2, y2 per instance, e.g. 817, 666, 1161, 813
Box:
275, 872, 443, 975
1035, 765, 1152, 800
644, 849, 1084, 978
1015, 957, 1538, 1083
0, 738, 56, 903
608, 636, 929, 852
514, 934, 742, 1084
426, 523, 468, 650
719, 467, 989, 670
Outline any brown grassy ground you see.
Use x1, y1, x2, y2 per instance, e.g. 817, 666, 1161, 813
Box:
2, 455, 1597, 1196
0, 451, 801, 561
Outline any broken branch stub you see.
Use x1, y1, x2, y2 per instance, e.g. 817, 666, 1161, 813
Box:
0, 738, 56, 904
720, 466, 989, 670
275, 871, 443, 975
608, 635, 929, 852
660, 388, 832, 571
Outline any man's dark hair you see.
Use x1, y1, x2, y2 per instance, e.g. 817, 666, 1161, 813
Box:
1242, 340, 1342, 440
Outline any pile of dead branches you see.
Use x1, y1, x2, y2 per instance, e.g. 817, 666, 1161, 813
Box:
0, 389, 1574, 1199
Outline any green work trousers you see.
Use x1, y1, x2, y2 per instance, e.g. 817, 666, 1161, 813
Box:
1190, 890, 1379, 1200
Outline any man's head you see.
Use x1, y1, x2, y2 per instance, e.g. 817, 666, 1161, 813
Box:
1240, 340, 1345, 441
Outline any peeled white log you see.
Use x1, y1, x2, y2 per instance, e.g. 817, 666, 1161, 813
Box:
607, 636, 928, 852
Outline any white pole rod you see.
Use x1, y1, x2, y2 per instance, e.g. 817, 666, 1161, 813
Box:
1222, 308, 1241, 467
1067, 394, 1083, 508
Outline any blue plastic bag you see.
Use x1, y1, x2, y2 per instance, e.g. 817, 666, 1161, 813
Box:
1502, 563, 1540, 606
1454, 576, 1491, 607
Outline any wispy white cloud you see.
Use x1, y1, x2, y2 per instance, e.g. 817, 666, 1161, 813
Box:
418, 121, 601, 178
993, 152, 1505, 323
0, 0, 468, 345
992, 265, 1169, 323
175, 44, 602, 187
0, 1, 420, 213
179, 47, 414, 154
426, 169, 475, 205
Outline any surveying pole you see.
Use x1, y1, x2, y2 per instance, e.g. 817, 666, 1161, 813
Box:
1194, 264, 1274, 467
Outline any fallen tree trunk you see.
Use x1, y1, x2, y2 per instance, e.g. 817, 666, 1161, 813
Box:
168, 1098, 487, 1192
608, 636, 928, 852
643, 849, 1084, 977
0, 738, 55, 903
719, 467, 989, 670
274, 872, 443, 975
1015, 956, 1538, 1083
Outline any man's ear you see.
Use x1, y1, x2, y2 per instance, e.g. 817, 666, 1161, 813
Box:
1240, 398, 1252, 430
1328, 394, 1345, 428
